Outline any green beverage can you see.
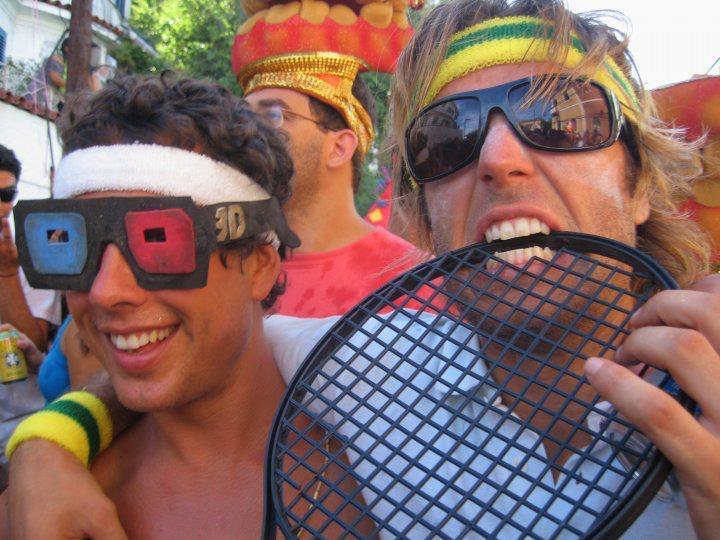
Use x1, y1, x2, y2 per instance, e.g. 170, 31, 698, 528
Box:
0, 330, 28, 383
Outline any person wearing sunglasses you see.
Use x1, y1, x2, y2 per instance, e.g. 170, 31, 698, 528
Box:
0, 144, 61, 352
387, 0, 719, 536
0, 144, 62, 488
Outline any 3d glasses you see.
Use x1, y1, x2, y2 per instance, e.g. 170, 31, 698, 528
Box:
405, 76, 624, 183
13, 196, 300, 291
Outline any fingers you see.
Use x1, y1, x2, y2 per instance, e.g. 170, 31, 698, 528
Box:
0, 219, 18, 272
614, 326, 720, 419
79, 501, 129, 540
630, 289, 720, 354
584, 357, 720, 489
0, 218, 10, 241
688, 274, 720, 295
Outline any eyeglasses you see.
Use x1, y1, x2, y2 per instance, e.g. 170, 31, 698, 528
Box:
0, 187, 18, 203
256, 103, 326, 130
405, 76, 624, 184
13, 196, 299, 291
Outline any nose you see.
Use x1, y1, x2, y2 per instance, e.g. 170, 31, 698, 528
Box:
88, 244, 149, 310
475, 112, 536, 183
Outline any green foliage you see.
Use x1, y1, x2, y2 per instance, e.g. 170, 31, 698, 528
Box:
355, 71, 393, 216
127, 0, 246, 91
112, 38, 168, 75
121, 1, 440, 215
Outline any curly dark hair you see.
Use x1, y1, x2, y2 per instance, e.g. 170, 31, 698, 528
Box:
58, 73, 295, 308
0, 144, 21, 180
308, 75, 377, 192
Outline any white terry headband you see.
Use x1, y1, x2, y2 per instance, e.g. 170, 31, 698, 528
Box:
53, 144, 271, 205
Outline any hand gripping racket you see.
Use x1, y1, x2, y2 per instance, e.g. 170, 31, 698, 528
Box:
263, 232, 693, 539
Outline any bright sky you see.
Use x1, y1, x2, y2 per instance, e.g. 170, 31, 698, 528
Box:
564, 1, 720, 88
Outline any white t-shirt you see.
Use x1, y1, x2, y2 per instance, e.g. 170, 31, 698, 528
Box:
263, 314, 695, 539
17, 267, 62, 326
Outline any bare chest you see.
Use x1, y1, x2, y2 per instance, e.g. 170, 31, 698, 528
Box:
97, 455, 266, 539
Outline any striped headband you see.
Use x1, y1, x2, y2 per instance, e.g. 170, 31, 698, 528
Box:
424, 16, 640, 121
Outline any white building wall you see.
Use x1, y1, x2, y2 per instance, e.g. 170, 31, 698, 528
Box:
9, 8, 66, 63
0, 101, 61, 199
0, 0, 17, 41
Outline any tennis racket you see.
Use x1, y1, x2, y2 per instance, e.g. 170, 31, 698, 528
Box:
263, 232, 693, 539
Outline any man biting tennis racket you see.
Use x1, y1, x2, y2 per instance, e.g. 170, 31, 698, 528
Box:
387, 0, 719, 536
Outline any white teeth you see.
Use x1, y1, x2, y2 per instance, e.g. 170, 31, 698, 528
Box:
483, 217, 552, 243
110, 327, 173, 351
127, 334, 140, 349
499, 221, 514, 240
515, 218, 530, 237
487, 246, 556, 271
529, 218, 542, 235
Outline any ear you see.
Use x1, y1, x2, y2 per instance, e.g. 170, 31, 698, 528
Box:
247, 244, 282, 302
325, 129, 358, 170
632, 190, 650, 226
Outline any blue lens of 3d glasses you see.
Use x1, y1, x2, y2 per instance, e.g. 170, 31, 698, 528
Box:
24, 212, 88, 275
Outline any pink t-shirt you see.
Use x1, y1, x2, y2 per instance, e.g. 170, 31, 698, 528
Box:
274, 228, 426, 318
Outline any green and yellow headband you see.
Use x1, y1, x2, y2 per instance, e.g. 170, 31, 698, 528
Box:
424, 16, 640, 121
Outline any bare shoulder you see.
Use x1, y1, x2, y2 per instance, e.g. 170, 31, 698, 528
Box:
0, 490, 9, 540
91, 416, 149, 497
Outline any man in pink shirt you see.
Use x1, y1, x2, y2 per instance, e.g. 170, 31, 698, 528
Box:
232, 0, 424, 317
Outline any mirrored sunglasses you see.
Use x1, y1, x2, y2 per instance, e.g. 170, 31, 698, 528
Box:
405, 76, 624, 184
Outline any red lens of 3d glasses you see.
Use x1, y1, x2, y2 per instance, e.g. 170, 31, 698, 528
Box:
124, 209, 197, 274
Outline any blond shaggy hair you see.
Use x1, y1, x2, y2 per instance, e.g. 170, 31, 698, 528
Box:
389, 0, 711, 286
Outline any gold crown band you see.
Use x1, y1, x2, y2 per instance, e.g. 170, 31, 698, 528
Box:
239, 52, 374, 156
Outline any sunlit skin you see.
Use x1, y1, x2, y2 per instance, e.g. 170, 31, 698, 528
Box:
244, 88, 374, 253
422, 62, 652, 470
66, 190, 280, 414
424, 61, 650, 256
244, 88, 325, 222
67, 190, 291, 537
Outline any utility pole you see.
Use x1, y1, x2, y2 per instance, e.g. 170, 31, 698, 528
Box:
66, 0, 93, 95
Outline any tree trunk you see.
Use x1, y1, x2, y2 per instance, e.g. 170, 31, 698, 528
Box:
66, 0, 93, 95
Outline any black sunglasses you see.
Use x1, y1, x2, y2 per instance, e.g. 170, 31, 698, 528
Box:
0, 187, 18, 203
405, 76, 624, 184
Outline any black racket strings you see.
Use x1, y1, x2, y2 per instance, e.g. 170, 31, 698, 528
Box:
278, 246, 664, 536
269, 236, 686, 539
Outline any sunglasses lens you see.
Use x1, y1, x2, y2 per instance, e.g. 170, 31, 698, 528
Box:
24, 212, 88, 275
407, 97, 481, 182
0, 188, 17, 203
125, 209, 197, 274
509, 81, 613, 150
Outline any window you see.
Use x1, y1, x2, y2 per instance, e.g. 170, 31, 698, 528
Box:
0, 27, 7, 64
114, 0, 126, 17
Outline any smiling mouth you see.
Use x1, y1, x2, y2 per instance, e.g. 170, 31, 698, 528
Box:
483, 217, 555, 268
109, 326, 176, 352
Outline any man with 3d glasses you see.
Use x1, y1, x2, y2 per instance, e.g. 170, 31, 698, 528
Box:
5, 0, 720, 538
0, 73, 310, 537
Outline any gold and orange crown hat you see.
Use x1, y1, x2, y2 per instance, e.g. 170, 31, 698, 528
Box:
232, 0, 418, 156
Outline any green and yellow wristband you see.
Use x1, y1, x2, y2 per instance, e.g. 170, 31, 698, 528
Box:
5, 391, 113, 467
